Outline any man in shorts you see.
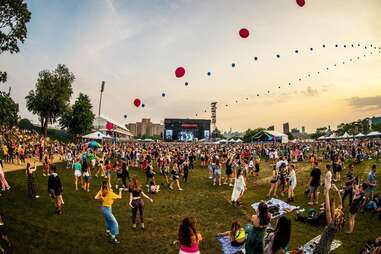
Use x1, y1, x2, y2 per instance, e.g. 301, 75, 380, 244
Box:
308, 162, 321, 205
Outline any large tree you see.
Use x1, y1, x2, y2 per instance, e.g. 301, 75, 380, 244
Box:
0, 0, 31, 82
60, 93, 95, 136
26, 64, 74, 137
0, 90, 18, 129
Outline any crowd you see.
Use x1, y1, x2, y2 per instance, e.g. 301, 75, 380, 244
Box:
0, 130, 380, 253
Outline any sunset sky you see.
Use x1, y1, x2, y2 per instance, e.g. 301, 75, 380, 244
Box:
1, 0, 381, 132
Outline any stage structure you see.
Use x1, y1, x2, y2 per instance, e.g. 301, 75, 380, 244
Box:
164, 118, 211, 141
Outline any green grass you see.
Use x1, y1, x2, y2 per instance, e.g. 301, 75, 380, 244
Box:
0, 159, 380, 254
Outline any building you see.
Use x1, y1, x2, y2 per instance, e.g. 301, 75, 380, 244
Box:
267, 125, 275, 131
94, 115, 133, 140
301, 126, 306, 133
164, 118, 211, 141
283, 122, 290, 134
126, 118, 164, 137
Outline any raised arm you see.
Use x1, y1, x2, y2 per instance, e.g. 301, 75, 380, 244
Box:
142, 192, 153, 202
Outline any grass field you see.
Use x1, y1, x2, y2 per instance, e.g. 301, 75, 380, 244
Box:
0, 159, 380, 254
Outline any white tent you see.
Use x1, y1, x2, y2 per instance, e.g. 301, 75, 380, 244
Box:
327, 133, 337, 140
228, 139, 236, 143
340, 132, 351, 139
317, 136, 327, 140
219, 139, 228, 143
143, 138, 154, 142
82, 131, 112, 140
367, 131, 381, 137
355, 133, 365, 138
235, 138, 243, 143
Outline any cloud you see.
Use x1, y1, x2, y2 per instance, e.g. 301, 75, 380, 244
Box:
301, 86, 319, 97
347, 96, 381, 111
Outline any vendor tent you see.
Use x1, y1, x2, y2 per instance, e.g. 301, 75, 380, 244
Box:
340, 132, 351, 139
367, 131, 381, 137
82, 131, 112, 140
235, 138, 243, 143
252, 130, 288, 143
355, 133, 365, 138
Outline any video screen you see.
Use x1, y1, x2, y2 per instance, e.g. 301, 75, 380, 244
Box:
179, 131, 194, 141
165, 129, 173, 140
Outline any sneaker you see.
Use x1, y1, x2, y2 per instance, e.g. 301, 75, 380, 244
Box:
308, 202, 314, 205
35, 195, 40, 199
141, 223, 145, 230
110, 237, 120, 244
178, 188, 183, 191
132, 224, 137, 229
105, 230, 111, 236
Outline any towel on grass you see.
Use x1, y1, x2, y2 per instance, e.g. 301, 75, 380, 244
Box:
251, 198, 298, 218
216, 236, 244, 254
292, 234, 342, 254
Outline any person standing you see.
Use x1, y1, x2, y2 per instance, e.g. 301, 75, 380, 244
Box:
308, 162, 321, 205
73, 158, 82, 191
287, 164, 297, 202
95, 180, 122, 244
0, 162, 10, 191
48, 166, 64, 214
342, 164, 356, 207
26, 162, 39, 199
128, 177, 153, 229
346, 183, 368, 234
367, 165, 377, 200
231, 169, 246, 206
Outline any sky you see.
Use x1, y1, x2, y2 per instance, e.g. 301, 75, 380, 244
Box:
1, 0, 381, 133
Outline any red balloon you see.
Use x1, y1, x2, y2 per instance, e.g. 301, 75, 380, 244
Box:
239, 28, 249, 38
106, 122, 113, 130
296, 0, 305, 7
133, 98, 141, 107
175, 67, 185, 78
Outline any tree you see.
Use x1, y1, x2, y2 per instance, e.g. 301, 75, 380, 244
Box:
310, 126, 329, 139
243, 128, 265, 143
18, 118, 33, 130
0, 0, 31, 82
0, 91, 18, 129
211, 128, 225, 139
26, 64, 75, 137
60, 93, 95, 136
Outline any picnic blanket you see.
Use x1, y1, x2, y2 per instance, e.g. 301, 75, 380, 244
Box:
251, 198, 298, 218
289, 234, 342, 254
217, 236, 244, 254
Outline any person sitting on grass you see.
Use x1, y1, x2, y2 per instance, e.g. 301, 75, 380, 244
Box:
264, 216, 291, 254
149, 177, 160, 194
313, 184, 344, 254
217, 220, 245, 247
95, 180, 122, 244
48, 166, 64, 215
174, 217, 203, 254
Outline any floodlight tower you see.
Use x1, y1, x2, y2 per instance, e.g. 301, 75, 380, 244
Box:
211, 102, 217, 132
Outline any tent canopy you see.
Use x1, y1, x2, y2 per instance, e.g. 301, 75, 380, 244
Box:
355, 133, 365, 137
253, 130, 288, 143
367, 131, 381, 137
82, 131, 112, 140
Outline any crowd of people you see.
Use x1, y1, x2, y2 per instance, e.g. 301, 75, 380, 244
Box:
0, 128, 380, 253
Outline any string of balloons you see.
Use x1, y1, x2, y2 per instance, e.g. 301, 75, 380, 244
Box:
123, 0, 381, 121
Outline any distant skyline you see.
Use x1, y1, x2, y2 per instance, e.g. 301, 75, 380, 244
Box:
1, 0, 381, 132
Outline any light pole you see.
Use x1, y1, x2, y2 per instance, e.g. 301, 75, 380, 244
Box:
98, 81, 105, 117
